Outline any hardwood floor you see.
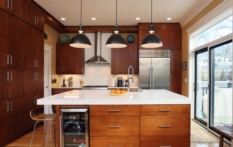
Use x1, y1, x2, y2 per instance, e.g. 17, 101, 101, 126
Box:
5, 121, 230, 147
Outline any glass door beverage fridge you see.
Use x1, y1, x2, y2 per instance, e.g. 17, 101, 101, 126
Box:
60, 108, 89, 147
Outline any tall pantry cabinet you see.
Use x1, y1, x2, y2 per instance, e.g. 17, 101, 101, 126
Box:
0, 0, 44, 145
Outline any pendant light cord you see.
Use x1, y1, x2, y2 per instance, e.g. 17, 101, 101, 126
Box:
116, 0, 117, 25
80, 0, 82, 25
151, 0, 152, 24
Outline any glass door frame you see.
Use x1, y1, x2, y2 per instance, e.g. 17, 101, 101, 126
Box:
194, 47, 208, 126
209, 39, 232, 133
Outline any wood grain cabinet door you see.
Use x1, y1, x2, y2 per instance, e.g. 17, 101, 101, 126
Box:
90, 137, 139, 147
0, 9, 8, 68
170, 73, 181, 94
64, 45, 75, 73
56, 43, 66, 74
153, 29, 170, 50
111, 48, 120, 74
35, 92, 44, 108
74, 49, 85, 74
8, 69, 23, 98
33, 70, 44, 94
8, 96, 23, 117
23, 0, 37, 27
170, 50, 181, 74
23, 95, 36, 130
119, 47, 129, 74
34, 29, 44, 71
23, 70, 34, 95
170, 30, 181, 50
0, 0, 23, 19
8, 14, 24, 69
36, 8, 44, 31
0, 99, 8, 146
128, 43, 138, 74
0, 68, 9, 99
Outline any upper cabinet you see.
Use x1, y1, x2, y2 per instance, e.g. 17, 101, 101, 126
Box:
23, 0, 44, 31
0, 0, 24, 19
56, 43, 85, 74
138, 23, 181, 50
111, 43, 139, 74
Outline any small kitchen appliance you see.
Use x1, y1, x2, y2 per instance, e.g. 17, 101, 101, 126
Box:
117, 77, 123, 87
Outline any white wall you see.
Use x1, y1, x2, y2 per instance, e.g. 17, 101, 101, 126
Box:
59, 33, 139, 87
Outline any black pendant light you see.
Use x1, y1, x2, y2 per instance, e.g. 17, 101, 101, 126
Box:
141, 0, 163, 48
70, 0, 91, 48
106, 0, 127, 48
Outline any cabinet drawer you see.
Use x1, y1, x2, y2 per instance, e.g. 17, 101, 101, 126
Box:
52, 89, 74, 95
140, 115, 190, 136
140, 136, 190, 147
140, 105, 190, 116
90, 116, 139, 136
90, 105, 139, 116
90, 137, 139, 147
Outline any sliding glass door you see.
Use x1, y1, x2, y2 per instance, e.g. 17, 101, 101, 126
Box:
194, 48, 208, 125
209, 40, 232, 129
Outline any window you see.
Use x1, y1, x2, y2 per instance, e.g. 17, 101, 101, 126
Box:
195, 16, 232, 48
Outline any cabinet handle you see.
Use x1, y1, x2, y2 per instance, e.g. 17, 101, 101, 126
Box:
7, 54, 9, 64
6, 102, 9, 112
10, 55, 12, 65
10, 101, 12, 111
10, 0, 12, 10
108, 126, 120, 128
108, 110, 120, 112
7, 0, 9, 8
10, 72, 12, 81
34, 17, 36, 24
159, 125, 171, 128
7, 71, 9, 81
159, 109, 171, 112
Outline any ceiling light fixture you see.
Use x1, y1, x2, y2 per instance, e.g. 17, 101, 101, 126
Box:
92, 18, 96, 20
141, 0, 163, 48
106, 0, 127, 48
61, 18, 66, 20
136, 18, 140, 20
70, 0, 92, 48
167, 18, 171, 20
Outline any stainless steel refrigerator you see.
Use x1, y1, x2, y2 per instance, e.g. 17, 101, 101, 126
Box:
139, 50, 170, 90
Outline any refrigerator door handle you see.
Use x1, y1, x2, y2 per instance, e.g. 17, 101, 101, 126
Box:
151, 67, 154, 89
149, 68, 152, 89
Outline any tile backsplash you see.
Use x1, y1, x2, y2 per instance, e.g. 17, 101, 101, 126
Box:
58, 33, 139, 87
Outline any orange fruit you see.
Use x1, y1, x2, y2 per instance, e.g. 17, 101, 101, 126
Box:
111, 90, 116, 93
116, 91, 121, 94
121, 90, 125, 93
120, 91, 125, 94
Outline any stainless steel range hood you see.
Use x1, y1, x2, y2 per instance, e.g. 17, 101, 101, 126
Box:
85, 32, 109, 64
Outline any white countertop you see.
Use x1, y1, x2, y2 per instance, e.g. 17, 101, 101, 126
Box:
52, 87, 139, 89
37, 90, 191, 105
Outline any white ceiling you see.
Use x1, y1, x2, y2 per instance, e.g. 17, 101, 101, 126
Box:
35, 0, 207, 26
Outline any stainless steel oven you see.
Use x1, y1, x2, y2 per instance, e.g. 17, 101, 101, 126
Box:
60, 108, 89, 147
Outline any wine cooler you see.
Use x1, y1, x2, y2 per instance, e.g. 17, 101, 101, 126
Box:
60, 108, 89, 147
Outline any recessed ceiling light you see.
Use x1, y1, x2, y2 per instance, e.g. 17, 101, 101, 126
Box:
61, 18, 66, 20
136, 18, 140, 20
167, 18, 171, 20
92, 18, 96, 20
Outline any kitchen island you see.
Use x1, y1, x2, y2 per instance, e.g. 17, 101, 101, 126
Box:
37, 90, 191, 147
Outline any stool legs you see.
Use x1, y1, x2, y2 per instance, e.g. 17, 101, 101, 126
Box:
44, 121, 48, 146
53, 120, 56, 147
220, 134, 223, 147
30, 121, 40, 147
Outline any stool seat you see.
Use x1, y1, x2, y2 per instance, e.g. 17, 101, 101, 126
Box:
32, 113, 56, 121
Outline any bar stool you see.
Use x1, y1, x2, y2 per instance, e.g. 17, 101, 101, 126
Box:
30, 107, 56, 147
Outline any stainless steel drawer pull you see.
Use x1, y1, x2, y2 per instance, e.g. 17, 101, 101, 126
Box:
108, 110, 120, 112
159, 109, 171, 112
6, 102, 9, 112
10, 1, 12, 10
10, 55, 12, 65
108, 126, 120, 128
7, 54, 9, 64
7, 72, 9, 81
10, 101, 12, 111
160, 125, 171, 128
7, 0, 9, 8
10, 72, 12, 81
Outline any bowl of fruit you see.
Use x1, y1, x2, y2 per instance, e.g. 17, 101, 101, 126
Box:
109, 89, 128, 96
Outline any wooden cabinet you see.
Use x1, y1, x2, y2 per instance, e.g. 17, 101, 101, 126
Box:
90, 105, 140, 116
170, 73, 181, 94
170, 50, 181, 74
0, 99, 8, 146
24, 70, 43, 95
90, 116, 139, 136
34, 29, 44, 70
56, 43, 85, 74
90, 137, 139, 147
23, 0, 44, 31
0, 0, 24, 19
0, 68, 9, 100
0, 9, 8, 68
111, 43, 138, 74
170, 30, 181, 50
